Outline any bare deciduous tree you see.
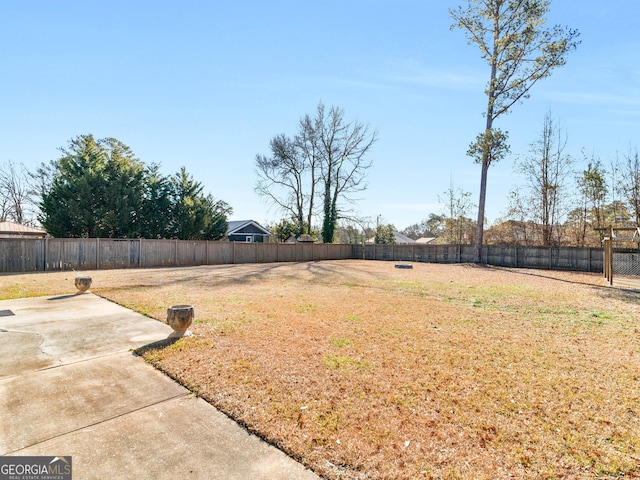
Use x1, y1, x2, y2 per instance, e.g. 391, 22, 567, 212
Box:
316, 103, 377, 243
255, 133, 312, 234
514, 112, 573, 245
439, 178, 476, 244
255, 102, 377, 242
0, 160, 37, 225
620, 146, 640, 225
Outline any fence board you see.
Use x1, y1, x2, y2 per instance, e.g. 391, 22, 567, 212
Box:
234, 243, 258, 264
210, 242, 233, 265
277, 244, 297, 262
142, 239, 173, 267
1, 240, 30, 272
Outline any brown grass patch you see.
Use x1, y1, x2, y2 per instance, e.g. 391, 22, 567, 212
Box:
3, 261, 640, 478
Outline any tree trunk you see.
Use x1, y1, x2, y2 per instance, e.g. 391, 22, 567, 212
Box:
474, 158, 489, 263
474, 15, 499, 264
322, 181, 333, 243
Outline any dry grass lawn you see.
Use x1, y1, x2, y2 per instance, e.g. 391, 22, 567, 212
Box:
2, 260, 640, 479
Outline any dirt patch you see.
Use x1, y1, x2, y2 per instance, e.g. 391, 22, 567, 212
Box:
3, 261, 640, 478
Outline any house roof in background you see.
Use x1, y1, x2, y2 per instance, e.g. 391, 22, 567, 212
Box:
393, 232, 415, 244
285, 233, 316, 243
416, 237, 438, 244
365, 232, 415, 244
226, 220, 273, 236
0, 221, 47, 237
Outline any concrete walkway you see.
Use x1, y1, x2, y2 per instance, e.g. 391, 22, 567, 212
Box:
0, 293, 320, 480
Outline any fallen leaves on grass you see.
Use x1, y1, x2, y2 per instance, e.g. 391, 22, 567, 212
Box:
5, 261, 640, 479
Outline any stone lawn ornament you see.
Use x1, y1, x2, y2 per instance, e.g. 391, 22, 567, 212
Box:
167, 304, 194, 338
75, 275, 92, 293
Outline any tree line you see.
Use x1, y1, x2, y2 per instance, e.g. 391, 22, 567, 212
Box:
500, 118, 640, 248
396, 111, 640, 248
1, 134, 230, 240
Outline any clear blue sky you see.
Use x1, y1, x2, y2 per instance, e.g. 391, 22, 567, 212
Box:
1, 1, 638, 230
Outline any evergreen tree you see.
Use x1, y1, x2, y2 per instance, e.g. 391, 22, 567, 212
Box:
451, 0, 579, 261
39, 135, 231, 239
170, 167, 230, 240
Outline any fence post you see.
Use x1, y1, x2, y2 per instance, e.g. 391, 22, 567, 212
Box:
605, 240, 610, 283
609, 241, 613, 284
608, 226, 614, 285
605, 237, 614, 285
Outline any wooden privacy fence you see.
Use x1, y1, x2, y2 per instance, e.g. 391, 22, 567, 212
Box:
353, 244, 603, 272
0, 238, 354, 273
1, 238, 603, 273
